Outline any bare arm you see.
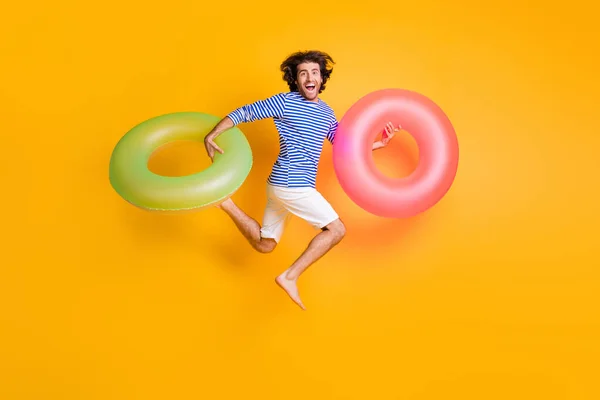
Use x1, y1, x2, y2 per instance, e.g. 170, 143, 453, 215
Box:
206, 116, 234, 139
372, 141, 385, 150
204, 116, 234, 160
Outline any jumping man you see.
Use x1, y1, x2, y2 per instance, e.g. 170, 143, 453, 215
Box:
203, 50, 398, 310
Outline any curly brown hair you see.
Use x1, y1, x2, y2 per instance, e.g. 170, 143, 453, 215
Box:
280, 50, 335, 93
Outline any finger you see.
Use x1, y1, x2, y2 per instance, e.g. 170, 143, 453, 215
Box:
207, 140, 223, 154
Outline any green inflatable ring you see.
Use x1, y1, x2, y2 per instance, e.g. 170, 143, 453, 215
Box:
109, 112, 253, 212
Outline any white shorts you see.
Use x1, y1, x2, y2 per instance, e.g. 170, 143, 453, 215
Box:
260, 184, 339, 243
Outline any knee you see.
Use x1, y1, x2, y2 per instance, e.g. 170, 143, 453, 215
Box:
255, 238, 277, 253
326, 219, 346, 243
335, 223, 347, 242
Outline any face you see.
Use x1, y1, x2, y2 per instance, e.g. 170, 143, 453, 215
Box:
295, 62, 322, 102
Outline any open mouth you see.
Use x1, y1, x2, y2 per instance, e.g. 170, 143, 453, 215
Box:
305, 83, 316, 93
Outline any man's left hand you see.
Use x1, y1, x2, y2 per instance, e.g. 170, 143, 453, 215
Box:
382, 121, 400, 146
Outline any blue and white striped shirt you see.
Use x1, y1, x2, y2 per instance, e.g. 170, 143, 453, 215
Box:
227, 91, 338, 188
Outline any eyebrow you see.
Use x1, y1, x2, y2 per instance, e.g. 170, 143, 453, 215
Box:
298, 67, 319, 73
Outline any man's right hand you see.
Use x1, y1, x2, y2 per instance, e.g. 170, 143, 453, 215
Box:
203, 116, 234, 160
204, 135, 224, 161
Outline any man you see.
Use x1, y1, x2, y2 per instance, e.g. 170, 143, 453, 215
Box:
203, 50, 398, 310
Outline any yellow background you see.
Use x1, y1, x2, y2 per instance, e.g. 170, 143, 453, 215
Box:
1, 0, 599, 399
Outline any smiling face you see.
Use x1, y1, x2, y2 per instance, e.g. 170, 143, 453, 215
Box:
295, 62, 322, 102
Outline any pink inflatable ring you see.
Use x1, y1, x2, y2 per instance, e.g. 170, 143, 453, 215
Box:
332, 89, 459, 218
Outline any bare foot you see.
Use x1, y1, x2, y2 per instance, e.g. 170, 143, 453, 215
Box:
275, 271, 306, 310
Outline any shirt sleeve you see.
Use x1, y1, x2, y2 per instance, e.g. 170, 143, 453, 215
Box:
226, 93, 287, 125
326, 118, 338, 144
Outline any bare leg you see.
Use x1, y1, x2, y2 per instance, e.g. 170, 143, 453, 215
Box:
217, 198, 276, 253
275, 219, 346, 310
